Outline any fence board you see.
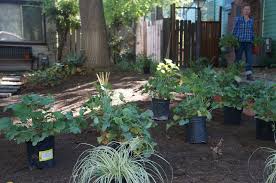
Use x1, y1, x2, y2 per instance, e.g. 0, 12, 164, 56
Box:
179, 20, 184, 66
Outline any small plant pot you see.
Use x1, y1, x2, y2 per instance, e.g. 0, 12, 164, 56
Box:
143, 66, 150, 74
256, 118, 275, 141
252, 46, 261, 55
213, 95, 222, 103
223, 107, 242, 125
152, 98, 170, 121
26, 136, 55, 169
187, 116, 208, 144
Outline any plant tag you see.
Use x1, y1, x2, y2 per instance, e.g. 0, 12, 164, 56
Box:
39, 149, 53, 162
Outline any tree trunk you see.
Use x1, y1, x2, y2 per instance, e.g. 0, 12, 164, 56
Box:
79, 0, 110, 68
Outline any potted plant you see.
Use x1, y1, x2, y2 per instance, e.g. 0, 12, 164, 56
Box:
0, 94, 87, 169
220, 82, 244, 125
253, 36, 263, 55
219, 34, 240, 53
253, 86, 276, 141
70, 138, 172, 183
216, 63, 244, 125
241, 81, 267, 116
171, 95, 213, 144
143, 59, 180, 121
137, 55, 153, 74
83, 73, 156, 153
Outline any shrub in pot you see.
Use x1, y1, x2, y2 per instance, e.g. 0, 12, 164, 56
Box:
219, 34, 239, 53
143, 59, 180, 121
253, 36, 263, 55
137, 54, 153, 74
0, 94, 87, 169
170, 95, 214, 144
70, 138, 172, 183
221, 83, 244, 125
216, 64, 244, 125
83, 73, 156, 155
241, 81, 268, 116
253, 86, 276, 141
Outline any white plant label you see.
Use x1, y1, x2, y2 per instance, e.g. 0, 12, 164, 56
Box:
39, 149, 53, 162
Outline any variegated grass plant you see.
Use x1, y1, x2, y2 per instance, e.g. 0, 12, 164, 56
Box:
70, 138, 173, 183
248, 147, 276, 183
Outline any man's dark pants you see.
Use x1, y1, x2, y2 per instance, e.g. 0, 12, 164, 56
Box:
235, 42, 253, 75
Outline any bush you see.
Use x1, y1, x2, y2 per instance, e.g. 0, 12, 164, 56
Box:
143, 59, 180, 100
0, 94, 87, 146
83, 73, 156, 154
26, 53, 85, 87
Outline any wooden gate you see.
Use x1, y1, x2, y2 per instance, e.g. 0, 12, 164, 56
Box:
171, 5, 222, 66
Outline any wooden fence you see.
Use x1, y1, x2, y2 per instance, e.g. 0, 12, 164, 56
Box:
63, 29, 83, 56
174, 20, 221, 66
175, 20, 196, 67
200, 21, 221, 64
136, 19, 168, 62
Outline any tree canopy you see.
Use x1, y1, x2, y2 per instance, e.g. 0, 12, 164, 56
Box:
104, 0, 193, 26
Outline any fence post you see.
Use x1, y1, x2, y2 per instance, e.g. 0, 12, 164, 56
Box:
196, 8, 201, 60
170, 4, 176, 61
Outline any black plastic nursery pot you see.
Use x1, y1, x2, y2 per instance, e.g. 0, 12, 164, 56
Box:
256, 118, 275, 141
223, 107, 242, 125
187, 116, 208, 144
26, 136, 55, 169
152, 98, 170, 121
143, 66, 150, 74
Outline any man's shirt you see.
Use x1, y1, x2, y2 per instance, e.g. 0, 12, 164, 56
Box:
233, 16, 254, 42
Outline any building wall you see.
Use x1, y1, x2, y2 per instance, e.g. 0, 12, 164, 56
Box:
0, 0, 57, 70
263, 0, 276, 57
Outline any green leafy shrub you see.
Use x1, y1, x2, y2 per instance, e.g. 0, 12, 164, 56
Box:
64, 52, 86, 67
70, 138, 172, 183
26, 53, 84, 87
254, 86, 276, 123
221, 83, 243, 110
83, 73, 156, 154
171, 95, 213, 128
219, 34, 239, 51
180, 67, 221, 99
143, 59, 180, 100
253, 36, 263, 47
0, 94, 87, 146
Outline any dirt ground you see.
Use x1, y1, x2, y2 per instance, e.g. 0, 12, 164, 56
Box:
0, 71, 276, 183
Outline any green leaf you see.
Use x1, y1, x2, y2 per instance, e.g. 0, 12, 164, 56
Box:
179, 119, 189, 126
0, 117, 12, 130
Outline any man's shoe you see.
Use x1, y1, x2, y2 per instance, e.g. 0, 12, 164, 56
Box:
246, 74, 254, 81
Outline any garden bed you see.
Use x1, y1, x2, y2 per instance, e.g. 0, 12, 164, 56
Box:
0, 71, 275, 183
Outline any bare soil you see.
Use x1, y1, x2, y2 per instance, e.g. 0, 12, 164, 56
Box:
0, 71, 275, 183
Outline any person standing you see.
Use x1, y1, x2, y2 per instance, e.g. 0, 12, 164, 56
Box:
233, 4, 255, 81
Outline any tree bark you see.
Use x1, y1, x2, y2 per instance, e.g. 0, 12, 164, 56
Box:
79, 0, 110, 68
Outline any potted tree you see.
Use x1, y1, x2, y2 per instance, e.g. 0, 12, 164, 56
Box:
253, 86, 276, 141
143, 59, 180, 121
171, 95, 213, 144
253, 36, 263, 55
0, 94, 87, 169
70, 138, 172, 183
